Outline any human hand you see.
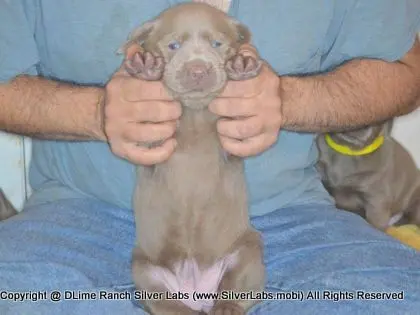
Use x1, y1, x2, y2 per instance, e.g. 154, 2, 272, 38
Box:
209, 45, 282, 157
103, 44, 182, 165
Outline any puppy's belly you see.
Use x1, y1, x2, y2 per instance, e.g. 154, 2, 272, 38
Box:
147, 252, 239, 313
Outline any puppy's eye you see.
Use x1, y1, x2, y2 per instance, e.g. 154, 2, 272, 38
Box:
211, 40, 223, 48
168, 41, 181, 50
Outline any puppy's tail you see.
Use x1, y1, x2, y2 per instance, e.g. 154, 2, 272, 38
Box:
0, 189, 18, 221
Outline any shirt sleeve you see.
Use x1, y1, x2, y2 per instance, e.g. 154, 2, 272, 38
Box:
321, 0, 420, 70
0, 0, 40, 82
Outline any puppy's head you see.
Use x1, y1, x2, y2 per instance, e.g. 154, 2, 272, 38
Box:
121, 3, 250, 102
329, 121, 393, 150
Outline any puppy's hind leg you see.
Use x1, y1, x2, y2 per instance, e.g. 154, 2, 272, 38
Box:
364, 199, 393, 231
210, 229, 265, 315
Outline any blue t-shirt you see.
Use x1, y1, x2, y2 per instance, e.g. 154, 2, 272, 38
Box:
1, 0, 419, 216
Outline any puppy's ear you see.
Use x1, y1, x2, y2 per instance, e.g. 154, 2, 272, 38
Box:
117, 20, 157, 55
230, 19, 251, 44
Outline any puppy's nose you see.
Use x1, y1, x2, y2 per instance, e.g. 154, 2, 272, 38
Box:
188, 64, 209, 81
178, 60, 216, 91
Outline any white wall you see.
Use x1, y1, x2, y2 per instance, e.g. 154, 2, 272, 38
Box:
392, 109, 420, 168
0, 132, 29, 210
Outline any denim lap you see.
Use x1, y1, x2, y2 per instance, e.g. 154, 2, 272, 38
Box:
0, 198, 419, 314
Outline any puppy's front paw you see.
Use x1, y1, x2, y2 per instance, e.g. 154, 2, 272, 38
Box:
225, 54, 263, 81
210, 302, 245, 315
124, 51, 165, 81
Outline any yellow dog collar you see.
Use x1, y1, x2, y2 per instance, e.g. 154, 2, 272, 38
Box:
325, 134, 384, 156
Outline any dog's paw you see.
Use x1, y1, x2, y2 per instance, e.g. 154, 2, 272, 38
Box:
225, 54, 263, 81
124, 51, 165, 81
210, 302, 245, 315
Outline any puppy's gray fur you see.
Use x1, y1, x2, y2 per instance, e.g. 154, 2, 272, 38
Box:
120, 3, 264, 315
316, 120, 420, 231
0, 189, 18, 221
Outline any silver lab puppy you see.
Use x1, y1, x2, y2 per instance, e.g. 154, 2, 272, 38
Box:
0, 189, 17, 221
120, 3, 265, 315
316, 120, 420, 231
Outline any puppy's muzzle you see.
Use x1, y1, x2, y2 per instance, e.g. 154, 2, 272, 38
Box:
177, 60, 217, 91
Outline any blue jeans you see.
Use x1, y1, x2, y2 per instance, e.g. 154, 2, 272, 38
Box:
0, 198, 419, 314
